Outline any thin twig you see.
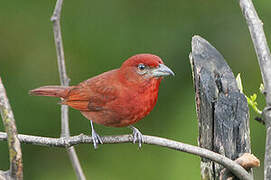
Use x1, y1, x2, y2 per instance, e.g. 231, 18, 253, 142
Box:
51, 0, 70, 136
238, 0, 271, 179
0, 78, 23, 180
51, 0, 85, 179
0, 132, 252, 180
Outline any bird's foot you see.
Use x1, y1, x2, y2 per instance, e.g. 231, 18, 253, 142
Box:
91, 129, 103, 149
129, 126, 144, 148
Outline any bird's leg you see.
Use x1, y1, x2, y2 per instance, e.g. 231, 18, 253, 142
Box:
129, 126, 144, 148
90, 120, 103, 149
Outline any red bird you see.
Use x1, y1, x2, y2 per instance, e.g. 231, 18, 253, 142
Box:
30, 54, 174, 148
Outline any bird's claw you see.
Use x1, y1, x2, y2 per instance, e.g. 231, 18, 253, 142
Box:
130, 126, 144, 148
92, 130, 103, 149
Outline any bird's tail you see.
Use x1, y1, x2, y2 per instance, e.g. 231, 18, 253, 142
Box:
29, 86, 70, 98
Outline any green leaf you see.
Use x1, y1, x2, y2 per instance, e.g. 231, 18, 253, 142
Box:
236, 73, 262, 114
250, 94, 257, 102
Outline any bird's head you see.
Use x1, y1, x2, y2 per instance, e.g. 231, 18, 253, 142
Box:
118, 54, 174, 85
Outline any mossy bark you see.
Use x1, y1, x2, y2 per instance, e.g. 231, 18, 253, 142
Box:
0, 78, 23, 180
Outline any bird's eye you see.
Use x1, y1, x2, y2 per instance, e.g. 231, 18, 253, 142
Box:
138, 63, 146, 71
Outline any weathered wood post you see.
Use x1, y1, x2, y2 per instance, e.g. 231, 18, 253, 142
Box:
190, 36, 252, 180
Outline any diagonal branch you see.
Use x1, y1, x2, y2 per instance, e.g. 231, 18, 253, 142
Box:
51, 0, 85, 179
0, 132, 252, 180
238, 0, 271, 103
51, 0, 70, 137
238, 1, 271, 179
0, 78, 23, 180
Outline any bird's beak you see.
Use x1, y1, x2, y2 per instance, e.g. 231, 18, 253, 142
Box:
151, 64, 175, 77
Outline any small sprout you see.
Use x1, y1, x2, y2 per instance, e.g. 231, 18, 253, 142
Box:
236, 73, 262, 115
247, 94, 262, 114
250, 94, 257, 102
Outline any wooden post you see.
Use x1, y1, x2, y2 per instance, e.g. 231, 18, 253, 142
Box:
190, 36, 252, 180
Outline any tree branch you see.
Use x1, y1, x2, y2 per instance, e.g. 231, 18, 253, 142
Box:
51, 0, 70, 138
0, 78, 23, 180
190, 35, 253, 179
0, 132, 252, 180
239, 0, 271, 104
51, 0, 85, 179
238, 1, 271, 179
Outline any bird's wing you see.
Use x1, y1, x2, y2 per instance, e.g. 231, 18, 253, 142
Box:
63, 72, 119, 112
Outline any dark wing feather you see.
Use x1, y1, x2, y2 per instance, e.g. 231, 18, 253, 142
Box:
63, 70, 119, 111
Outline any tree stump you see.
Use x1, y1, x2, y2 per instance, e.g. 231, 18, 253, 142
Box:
190, 36, 252, 180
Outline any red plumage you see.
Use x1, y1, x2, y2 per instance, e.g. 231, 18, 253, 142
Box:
30, 54, 174, 147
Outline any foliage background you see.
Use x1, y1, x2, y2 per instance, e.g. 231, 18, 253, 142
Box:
0, 1, 270, 179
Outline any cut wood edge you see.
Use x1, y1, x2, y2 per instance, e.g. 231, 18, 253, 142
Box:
235, 153, 260, 170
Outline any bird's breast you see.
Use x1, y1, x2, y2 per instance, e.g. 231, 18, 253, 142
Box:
117, 78, 161, 126
83, 78, 162, 127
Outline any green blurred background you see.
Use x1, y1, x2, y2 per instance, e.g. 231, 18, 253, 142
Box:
0, 0, 270, 179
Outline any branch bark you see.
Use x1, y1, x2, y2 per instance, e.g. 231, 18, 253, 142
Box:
238, 1, 271, 180
0, 78, 23, 180
190, 35, 253, 180
51, 0, 85, 179
0, 132, 252, 180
